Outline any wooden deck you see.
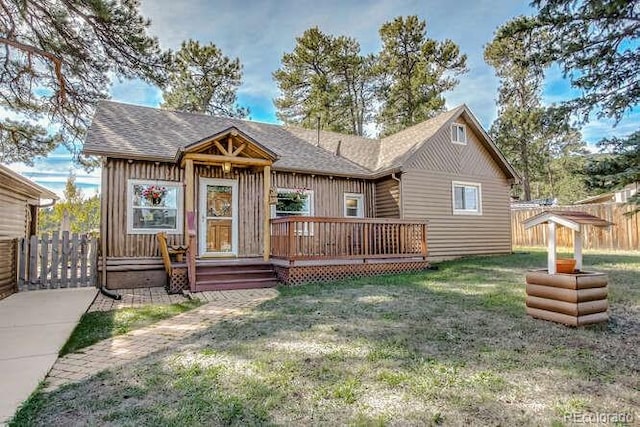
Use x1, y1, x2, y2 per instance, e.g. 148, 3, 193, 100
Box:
270, 217, 428, 262
177, 217, 430, 289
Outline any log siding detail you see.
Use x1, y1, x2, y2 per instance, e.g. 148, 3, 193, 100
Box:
103, 158, 375, 259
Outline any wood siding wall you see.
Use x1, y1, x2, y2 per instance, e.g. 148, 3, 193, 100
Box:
375, 178, 400, 218
196, 165, 264, 257
273, 172, 375, 218
104, 159, 375, 259
402, 116, 513, 259
104, 159, 185, 258
0, 186, 30, 239
0, 185, 34, 299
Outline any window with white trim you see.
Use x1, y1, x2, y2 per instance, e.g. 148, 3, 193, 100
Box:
452, 181, 481, 215
271, 188, 314, 217
451, 123, 467, 144
344, 193, 364, 218
271, 188, 314, 235
127, 179, 183, 234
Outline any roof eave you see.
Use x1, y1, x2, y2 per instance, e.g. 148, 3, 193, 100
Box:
180, 126, 279, 162
0, 164, 59, 201
272, 166, 374, 180
458, 107, 521, 182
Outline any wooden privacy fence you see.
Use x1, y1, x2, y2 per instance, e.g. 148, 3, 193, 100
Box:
512, 203, 639, 251
271, 217, 428, 260
18, 232, 98, 290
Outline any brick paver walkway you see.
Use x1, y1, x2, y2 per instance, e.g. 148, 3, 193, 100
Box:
45, 288, 278, 391
89, 287, 190, 312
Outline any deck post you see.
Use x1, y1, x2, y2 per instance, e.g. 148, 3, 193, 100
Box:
184, 158, 195, 248
184, 159, 195, 231
547, 222, 557, 274
263, 165, 271, 261
573, 226, 582, 271
421, 223, 428, 257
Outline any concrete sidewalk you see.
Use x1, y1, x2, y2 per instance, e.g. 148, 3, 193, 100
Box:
0, 288, 97, 424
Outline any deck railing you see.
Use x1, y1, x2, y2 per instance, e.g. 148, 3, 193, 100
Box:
270, 217, 428, 261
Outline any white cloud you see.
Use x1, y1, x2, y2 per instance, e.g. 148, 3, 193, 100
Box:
8, 0, 635, 196
8, 146, 101, 199
139, 0, 532, 124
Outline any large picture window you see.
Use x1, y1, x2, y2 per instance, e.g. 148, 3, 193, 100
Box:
452, 181, 482, 215
271, 188, 314, 218
271, 188, 314, 235
127, 179, 183, 234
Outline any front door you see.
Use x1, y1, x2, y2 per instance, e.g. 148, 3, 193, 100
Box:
199, 178, 238, 256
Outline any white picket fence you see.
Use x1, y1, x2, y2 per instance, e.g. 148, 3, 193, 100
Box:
18, 232, 98, 290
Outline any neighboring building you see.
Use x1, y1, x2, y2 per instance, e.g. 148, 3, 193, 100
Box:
0, 164, 58, 300
511, 198, 558, 209
84, 101, 519, 289
574, 183, 639, 205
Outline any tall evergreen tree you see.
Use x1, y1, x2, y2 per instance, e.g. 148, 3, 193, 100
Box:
0, 0, 167, 166
585, 132, 640, 213
485, 17, 587, 202
161, 40, 248, 118
485, 17, 547, 201
273, 28, 372, 135
498, 0, 639, 123
375, 16, 467, 136
501, 1, 638, 211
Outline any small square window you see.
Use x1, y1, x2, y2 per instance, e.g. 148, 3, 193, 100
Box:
452, 182, 481, 215
451, 123, 467, 144
344, 193, 364, 218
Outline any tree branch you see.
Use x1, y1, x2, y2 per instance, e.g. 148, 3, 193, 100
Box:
0, 36, 66, 103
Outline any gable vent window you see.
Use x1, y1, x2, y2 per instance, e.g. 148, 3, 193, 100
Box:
451, 123, 467, 144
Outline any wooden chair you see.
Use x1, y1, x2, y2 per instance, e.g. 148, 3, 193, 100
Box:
157, 232, 189, 293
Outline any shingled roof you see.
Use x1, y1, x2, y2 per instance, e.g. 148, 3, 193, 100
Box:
84, 101, 517, 180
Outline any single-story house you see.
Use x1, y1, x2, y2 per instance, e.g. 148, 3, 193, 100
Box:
574, 182, 639, 205
84, 101, 519, 290
0, 164, 58, 300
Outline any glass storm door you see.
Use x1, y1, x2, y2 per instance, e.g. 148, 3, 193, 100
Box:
199, 178, 238, 256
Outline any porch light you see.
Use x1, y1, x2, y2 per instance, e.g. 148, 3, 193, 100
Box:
223, 161, 232, 173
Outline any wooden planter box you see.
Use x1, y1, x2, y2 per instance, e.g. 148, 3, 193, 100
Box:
525, 270, 608, 326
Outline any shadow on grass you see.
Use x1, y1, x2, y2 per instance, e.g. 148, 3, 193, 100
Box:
60, 299, 203, 356
11, 251, 639, 426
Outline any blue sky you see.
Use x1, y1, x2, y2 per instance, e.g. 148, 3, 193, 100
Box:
10, 0, 639, 198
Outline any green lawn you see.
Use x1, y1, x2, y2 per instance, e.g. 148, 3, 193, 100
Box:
60, 299, 203, 356
11, 249, 640, 426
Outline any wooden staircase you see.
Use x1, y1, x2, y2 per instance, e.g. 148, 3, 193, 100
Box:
193, 260, 279, 291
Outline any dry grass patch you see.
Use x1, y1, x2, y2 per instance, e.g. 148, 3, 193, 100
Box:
10, 249, 639, 426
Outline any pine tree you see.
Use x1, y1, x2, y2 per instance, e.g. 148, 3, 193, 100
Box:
585, 132, 640, 213
375, 16, 467, 136
485, 17, 587, 202
273, 28, 372, 135
161, 40, 248, 118
0, 0, 167, 165
498, 0, 639, 122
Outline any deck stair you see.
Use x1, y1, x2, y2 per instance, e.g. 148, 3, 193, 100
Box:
194, 259, 278, 291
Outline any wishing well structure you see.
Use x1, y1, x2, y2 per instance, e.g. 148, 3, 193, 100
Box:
522, 211, 613, 326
